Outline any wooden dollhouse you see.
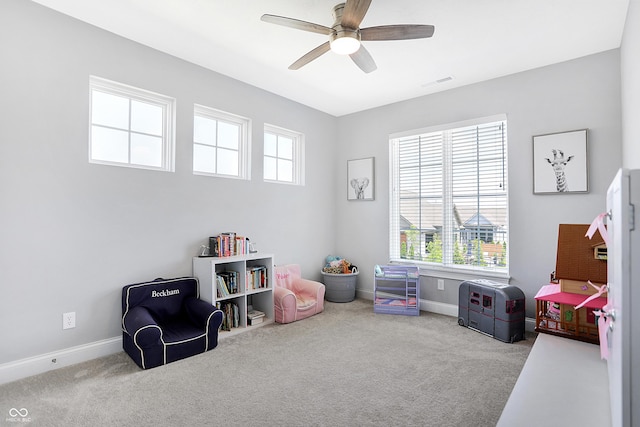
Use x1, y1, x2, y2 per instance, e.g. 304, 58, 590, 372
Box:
535, 224, 607, 344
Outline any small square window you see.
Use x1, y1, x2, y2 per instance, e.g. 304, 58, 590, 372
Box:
193, 105, 250, 180
264, 124, 304, 185
89, 76, 175, 171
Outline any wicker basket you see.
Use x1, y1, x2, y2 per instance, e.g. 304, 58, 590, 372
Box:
320, 270, 359, 302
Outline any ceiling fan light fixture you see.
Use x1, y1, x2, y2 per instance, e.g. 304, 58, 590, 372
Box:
330, 28, 361, 55
263, 1, 435, 73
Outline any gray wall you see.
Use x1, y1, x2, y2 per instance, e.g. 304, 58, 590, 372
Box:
0, 0, 337, 365
0, 0, 630, 369
622, 0, 640, 167
335, 50, 623, 317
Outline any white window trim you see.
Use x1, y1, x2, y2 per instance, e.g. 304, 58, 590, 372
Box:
389, 114, 507, 140
263, 124, 305, 186
193, 104, 251, 180
89, 76, 176, 172
389, 114, 509, 279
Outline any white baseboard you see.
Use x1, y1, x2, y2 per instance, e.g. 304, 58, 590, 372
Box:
0, 337, 121, 385
358, 290, 458, 317
418, 299, 537, 334
357, 290, 537, 332
419, 300, 459, 317
356, 289, 375, 300
525, 317, 537, 333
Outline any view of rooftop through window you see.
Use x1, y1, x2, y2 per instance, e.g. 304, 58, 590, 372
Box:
390, 117, 508, 273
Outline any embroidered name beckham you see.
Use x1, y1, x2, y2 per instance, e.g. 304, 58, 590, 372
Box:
151, 289, 180, 297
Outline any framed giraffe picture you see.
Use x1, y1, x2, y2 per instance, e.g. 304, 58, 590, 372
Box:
532, 129, 588, 194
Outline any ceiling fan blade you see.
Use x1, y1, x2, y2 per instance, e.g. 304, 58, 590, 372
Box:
341, 0, 372, 28
349, 45, 377, 73
289, 42, 331, 70
261, 14, 333, 35
361, 25, 435, 41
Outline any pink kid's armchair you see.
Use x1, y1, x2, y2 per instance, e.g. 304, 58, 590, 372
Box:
274, 264, 325, 324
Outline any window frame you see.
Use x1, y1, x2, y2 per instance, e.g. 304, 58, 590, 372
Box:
192, 104, 251, 180
263, 124, 305, 186
389, 115, 509, 280
89, 76, 176, 172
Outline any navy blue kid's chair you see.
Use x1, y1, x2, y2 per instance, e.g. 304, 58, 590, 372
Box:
121, 277, 223, 369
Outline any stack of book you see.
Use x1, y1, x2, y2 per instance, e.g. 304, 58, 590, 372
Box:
209, 232, 251, 257
247, 309, 265, 326
217, 301, 240, 331
246, 265, 267, 290
216, 270, 239, 297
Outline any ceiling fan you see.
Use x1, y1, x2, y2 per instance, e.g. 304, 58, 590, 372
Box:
261, 0, 435, 73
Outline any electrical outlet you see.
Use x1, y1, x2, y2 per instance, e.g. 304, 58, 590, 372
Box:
437, 279, 445, 291
62, 312, 76, 329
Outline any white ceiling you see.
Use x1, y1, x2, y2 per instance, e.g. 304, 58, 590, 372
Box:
31, 0, 629, 117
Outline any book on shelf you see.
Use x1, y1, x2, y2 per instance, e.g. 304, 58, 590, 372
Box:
248, 316, 264, 325
216, 270, 239, 295
223, 232, 235, 257
235, 235, 249, 256
246, 265, 267, 290
208, 233, 251, 257
217, 301, 240, 331
247, 309, 265, 326
247, 309, 265, 319
216, 276, 230, 298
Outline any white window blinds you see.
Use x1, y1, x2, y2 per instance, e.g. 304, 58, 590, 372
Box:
390, 117, 508, 273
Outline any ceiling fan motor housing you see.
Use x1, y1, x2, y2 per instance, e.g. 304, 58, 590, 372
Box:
330, 3, 361, 54
330, 25, 361, 54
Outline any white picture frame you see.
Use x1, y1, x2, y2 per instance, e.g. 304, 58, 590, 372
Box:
532, 129, 588, 194
347, 157, 375, 201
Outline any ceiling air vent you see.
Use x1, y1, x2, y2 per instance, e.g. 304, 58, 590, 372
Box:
421, 76, 454, 88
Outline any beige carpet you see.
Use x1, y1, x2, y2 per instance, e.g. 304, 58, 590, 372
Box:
0, 299, 534, 426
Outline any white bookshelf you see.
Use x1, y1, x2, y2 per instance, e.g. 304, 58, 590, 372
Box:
193, 253, 274, 337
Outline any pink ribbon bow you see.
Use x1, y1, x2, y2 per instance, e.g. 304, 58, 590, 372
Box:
594, 303, 613, 360
586, 212, 609, 246
574, 280, 608, 310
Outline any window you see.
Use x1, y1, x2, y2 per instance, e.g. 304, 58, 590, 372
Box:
505, 299, 524, 314
483, 295, 493, 309
264, 124, 304, 185
390, 115, 508, 275
89, 76, 175, 171
193, 105, 250, 179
